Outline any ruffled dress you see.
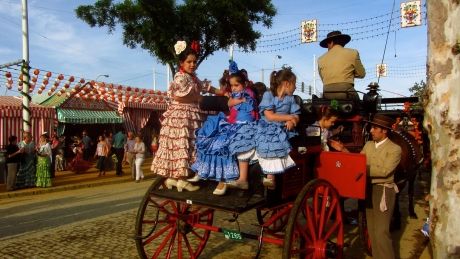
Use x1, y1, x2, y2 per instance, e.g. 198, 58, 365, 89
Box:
241, 91, 301, 174
36, 143, 52, 187
15, 141, 36, 188
151, 72, 206, 178
192, 89, 258, 182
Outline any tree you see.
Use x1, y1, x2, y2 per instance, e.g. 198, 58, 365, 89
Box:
409, 80, 427, 108
427, 0, 460, 258
75, 0, 276, 73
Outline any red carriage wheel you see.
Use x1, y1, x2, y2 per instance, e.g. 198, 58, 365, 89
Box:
358, 207, 372, 256
135, 177, 214, 259
282, 179, 344, 259
256, 204, 292, 235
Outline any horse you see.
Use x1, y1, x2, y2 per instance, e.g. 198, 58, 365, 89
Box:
389, 129, 424, 228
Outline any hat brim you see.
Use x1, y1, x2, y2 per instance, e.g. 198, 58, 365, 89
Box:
320, 34, 351, 48
363, 119, 393, 130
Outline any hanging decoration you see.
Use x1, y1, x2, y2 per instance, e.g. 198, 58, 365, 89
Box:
18, 74, 23, 91
376, 64, 388, 77
301, 20, 317, 43
30, 69, 40, 93
401, 0, 421, 28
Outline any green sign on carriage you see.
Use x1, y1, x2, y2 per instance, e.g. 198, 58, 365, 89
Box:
222, 228, 243, 241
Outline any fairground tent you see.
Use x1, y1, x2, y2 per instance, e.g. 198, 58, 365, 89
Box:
0, 96, 56, 147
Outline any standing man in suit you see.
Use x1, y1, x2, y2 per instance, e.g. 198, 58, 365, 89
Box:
330, 114, 401, 259
318, 31, 366, 100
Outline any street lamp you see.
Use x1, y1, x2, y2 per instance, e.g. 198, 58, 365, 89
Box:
96, 74, 109, 81
273, 55, 282, 70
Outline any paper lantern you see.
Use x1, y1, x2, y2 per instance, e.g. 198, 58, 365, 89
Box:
33, 69, 40, 76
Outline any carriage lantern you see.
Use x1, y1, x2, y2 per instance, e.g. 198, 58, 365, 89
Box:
363, 82, 381, 113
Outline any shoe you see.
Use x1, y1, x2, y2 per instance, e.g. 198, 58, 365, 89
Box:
135, 180, 140, 183
164, 178, 178, 189
226, 181, 249, 190
213, 183, 227, 196
176, 180, 200, 192
187, 174, 200, 182
263, 178, 275, 189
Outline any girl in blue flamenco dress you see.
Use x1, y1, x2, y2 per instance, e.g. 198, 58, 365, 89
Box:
231, 67, 300, 189
192, 63, 259, 195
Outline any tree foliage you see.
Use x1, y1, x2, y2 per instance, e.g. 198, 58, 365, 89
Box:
75, 0, 276, 71
409, 80, 427, 108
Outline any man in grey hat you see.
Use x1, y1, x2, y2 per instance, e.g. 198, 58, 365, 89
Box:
318, 31, 366, 100
330, 113, 401, 259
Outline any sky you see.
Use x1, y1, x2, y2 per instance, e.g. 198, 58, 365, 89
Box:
0, 0, 427, 99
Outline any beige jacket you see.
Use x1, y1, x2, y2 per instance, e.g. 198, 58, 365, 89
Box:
361, 139, 401, 184
318, 45, 366, 86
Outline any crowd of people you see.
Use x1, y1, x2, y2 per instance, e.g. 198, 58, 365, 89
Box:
4, 128, 158, 191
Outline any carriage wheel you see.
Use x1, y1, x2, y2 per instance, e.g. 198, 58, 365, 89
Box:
282, 179, 344, 259
358, 207, 372, 256
256, 205, 291, 235
135, 177, 214, 259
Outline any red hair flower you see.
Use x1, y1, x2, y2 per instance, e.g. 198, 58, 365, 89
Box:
191, 40, 200, 53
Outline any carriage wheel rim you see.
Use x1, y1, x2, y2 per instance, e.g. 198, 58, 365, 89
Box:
283, 179, 344, 259
135, 178, 214, 259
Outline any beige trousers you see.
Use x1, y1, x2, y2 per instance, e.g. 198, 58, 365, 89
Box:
323, 83, 359, 100
6, 163, 18, 191
126, 152, 136, 179
366, 184, 396, 259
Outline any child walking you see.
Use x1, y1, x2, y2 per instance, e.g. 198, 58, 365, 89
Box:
232, 68, 300, 189
192, 62, 259, 195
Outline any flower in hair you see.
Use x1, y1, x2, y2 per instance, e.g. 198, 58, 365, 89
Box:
191, 40, 200, 53
174, 41, 187, 55
229, 60, 239, 74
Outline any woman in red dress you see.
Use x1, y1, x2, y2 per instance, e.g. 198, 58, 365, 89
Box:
69, 137, 91, 173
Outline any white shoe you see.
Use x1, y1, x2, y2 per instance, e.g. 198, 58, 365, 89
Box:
177, 180, 200, 192
164, 178, 177, 189
212, 183, 227, 196
187, 174, 200, 182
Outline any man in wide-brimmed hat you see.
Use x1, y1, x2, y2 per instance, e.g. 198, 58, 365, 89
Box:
330, 113, 401, 259
318, 31, 366, 100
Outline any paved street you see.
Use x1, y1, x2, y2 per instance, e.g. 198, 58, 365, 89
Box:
0, 176, 432, 258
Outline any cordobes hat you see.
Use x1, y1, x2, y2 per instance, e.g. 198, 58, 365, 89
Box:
320, 31, 351, 48
364, 114, 395, 130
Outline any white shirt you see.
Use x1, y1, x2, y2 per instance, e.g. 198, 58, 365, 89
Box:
374, 137, 389, 149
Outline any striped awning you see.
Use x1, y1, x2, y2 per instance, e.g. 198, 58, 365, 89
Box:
57, 109, 123, 124
0, 96, 56, 148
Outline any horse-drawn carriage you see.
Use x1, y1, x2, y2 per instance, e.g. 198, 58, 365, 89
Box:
134, 85, 424, 259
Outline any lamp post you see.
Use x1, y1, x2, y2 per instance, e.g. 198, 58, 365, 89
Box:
273, 55, 282, 70
96, 74, 109, 81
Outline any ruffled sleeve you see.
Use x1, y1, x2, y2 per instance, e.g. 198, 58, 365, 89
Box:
259, 91, 275, 114
286, 96, 301, 115
168, 72, 193, 98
